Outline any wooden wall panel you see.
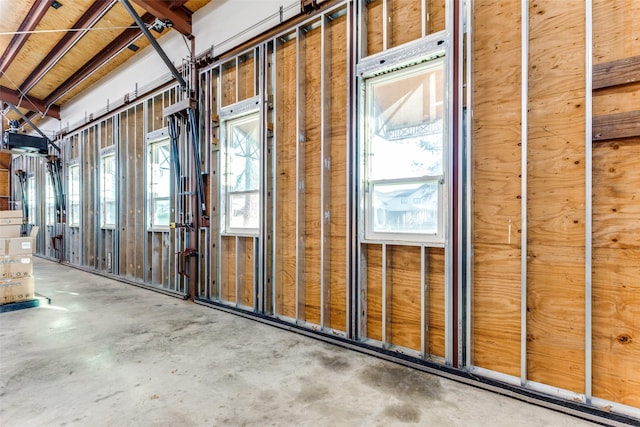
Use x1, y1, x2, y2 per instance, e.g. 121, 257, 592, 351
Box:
366, 0, 383, 57
593, 0, 640, 64
593, 82, 640, 117
364, 244, 383, 342
221, 61, 237, 107
472, 244, 520, 376
328, 14, 348, 332
237, 52, 255, 102
427, 248, 445, 358
303, 26, 323, 325
134, 103, 145, 281
592, 247, 640, 408
526, 0, 586, 394
592, 140, 640, 407
388, 245, 421, 351
389, 0, 422, 50
82, 126, 97, 268
220, 235, 236, 303
427, 0, 446, 35
237, 237, 255, 308
274, 37, 298, 319
471, 0, 522, 375
526, 246, 585, 392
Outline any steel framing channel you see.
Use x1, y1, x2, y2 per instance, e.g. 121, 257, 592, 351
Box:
216, 65, 223, 304
520, 0, 529, 387
464, 0, 474, 370
346, 0, 356, 340
381, 243, 388, 347
382, 0, 389, 51
421, 0, 427, 37
444, 0, 454, 366
320, 15, 333, 330
295, 26, 307, 323
235, 235, 239, 307
420, 245, 427, 357
258, 42, 268, 314
270, 39, 279, 316
584, 0, 593, 404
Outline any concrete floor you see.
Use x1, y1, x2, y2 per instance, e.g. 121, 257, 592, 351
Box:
0, 258, 597, 427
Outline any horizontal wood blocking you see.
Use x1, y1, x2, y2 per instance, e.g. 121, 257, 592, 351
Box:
593, 55, 640, 90
593, 110, 640, 141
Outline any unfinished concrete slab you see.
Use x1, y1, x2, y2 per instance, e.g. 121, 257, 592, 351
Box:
0, 258, 595, 426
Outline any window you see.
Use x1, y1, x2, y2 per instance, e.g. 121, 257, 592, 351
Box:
100, 153, 116, 228
27, 176, 36, 225
363, 58, 445, 242
46, 177, 56, 226
148, 138, 171, 229
68, 164, 80, 227
222, 112, 260, 233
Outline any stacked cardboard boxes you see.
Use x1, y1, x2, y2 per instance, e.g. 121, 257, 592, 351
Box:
0, 210, 38, 305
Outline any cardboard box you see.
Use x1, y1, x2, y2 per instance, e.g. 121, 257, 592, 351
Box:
0, 255, 33, 279
0, 225, 21, 238
0, 276, 35, 305
0, 210, 22, 219
0, 217, 24, 226
0, 227, 38, 256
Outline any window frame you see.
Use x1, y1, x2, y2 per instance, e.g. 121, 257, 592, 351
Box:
360, 54, 448, 245
220, 108, 261, 236
100, 152, 117, 229
147, 132, 172, 231
68, 163, 81, 227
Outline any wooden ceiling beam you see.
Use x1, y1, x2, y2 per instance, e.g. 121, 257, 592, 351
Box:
43, 13, 156, 107
0, 86, 60, 119
131, 0, 193, 36
19, 0, 119, 94
0, 0, 52, 74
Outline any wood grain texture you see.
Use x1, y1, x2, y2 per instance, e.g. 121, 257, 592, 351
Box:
328, 14, 348, 333
303, 26, 322, 326
593, 82, 640, 117
593, 111, 640, 141
364, 244, 383, 342
593, 0, 640, 64
593, 135, 640, 250
472, 244, 521, 377
221, 60, 237, 107
237, 237, 254, 308
237, 52, 255, 102
220, 235, 236, 303
526, 245, 585, 393
274, 37, 297, 319
365, 0, 383, 57
593, 56, 640, 90
388, 245, 422, 351
427, 0, 446, 35
592, 247, 640, 407
526, 0, 586, 394
471, 0, 522, 375
389, 0, 422, 50
427, 247, 445, 357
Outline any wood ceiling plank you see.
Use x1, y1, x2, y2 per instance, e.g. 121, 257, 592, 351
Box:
19, 1, 119, 94
0, 0, 48, 74
1, 0, 94, 91
30, 7, 157, 99
0, 86, 60, 119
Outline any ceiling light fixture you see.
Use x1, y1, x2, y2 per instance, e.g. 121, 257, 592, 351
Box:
127, 44, 139, 52
51, 1, 63, 9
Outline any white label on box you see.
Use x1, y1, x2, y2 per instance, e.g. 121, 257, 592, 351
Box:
22, 242, 31, 249
21, 258, 30, 264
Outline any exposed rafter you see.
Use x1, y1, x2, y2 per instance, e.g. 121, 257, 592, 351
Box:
19, 1, 119, 95
0, 0, 52, 74
43, 13, 156, 107
0, 86, 60, 119
132, 0, 193, 37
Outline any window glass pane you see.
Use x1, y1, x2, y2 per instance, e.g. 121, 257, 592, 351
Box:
224, 112, 260, 232
372, 181, 439, 234
365, 58, 445, 240
148, 139, 171, 228
100, 154, 116, 227
46, 178, 55, 225
228, 192, 259, 229
367, 60, 444, 181
69, 164, 80, 226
